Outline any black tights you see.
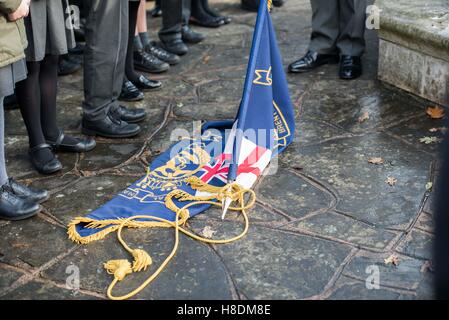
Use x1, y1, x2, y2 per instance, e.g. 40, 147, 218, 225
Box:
125, 0, 141, 84
16, 55, 77, 163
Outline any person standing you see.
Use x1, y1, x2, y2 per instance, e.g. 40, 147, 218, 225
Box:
158, 0, 188, 56
15, 0, 96, 175
0, 0, 49, 219
288, 0, 367, 80
81, 0, 147, 139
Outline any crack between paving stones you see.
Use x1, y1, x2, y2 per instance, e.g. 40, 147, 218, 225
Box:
306, 248, 359, 300
0, 245, 79, 298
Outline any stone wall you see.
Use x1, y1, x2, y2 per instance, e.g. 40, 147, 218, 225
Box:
376, 0, 449, 107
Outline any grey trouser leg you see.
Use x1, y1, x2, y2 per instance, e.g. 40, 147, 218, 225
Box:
309, 0, 367, 57
336, 0, 367, 57
159, 0, 183, 42
82, 0, 128, 121
0, 97, 8, 185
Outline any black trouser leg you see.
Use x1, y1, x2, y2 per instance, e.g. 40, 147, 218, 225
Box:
82, 0, 128, 121
159, 0, 183, 42
125, 0, 141, 84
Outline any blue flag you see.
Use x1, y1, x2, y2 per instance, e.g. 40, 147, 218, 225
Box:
68, 0, 295, 244
227, 0, 295, 183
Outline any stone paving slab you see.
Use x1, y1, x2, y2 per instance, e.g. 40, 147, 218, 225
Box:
0, 0, 442, 300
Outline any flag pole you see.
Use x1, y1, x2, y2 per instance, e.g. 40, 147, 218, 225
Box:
221, 0, 272, 220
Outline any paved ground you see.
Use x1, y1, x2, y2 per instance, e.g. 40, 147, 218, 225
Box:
0, 0, 443, 300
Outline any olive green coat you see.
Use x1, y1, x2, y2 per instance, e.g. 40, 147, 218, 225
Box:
0, 0, 28, 68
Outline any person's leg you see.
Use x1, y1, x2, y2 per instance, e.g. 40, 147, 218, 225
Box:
15, 61, 55, 164
39, 54, 87, 147
136, 0, 151, 46
159, 0, 183, 43
0, 97, 8, 186
309, 0, 340, 54
0, 96, 43, 220
190, 0, 226, 27
336, 0, 367, 57
126, 0, 143, 83
288, 0, 340, 73
82, 0, 129, 121
337, 0, 366, 79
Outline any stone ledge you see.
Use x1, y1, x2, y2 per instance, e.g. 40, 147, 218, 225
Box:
375, 0, 449, 106
376, 0, 449, 62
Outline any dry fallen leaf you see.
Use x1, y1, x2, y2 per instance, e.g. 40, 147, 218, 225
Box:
202, 55, 211, 64
368, 157, 384, 165
426, 106, 445, 119
385, 176, 397, 186
202, 225, 216, 238
419, 136, 440, 144
420, 260, 434, 273
358, 111, 370, 123
384, 254, 400, 266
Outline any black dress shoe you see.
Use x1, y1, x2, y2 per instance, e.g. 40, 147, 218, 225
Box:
273, 0, 284, 7
288, 51, 339, 73
3, 94, 18, 110
117, 105, 147, 124
120, 80, 144, 102
339, 55, 362, 80
29, 144, 63, 175
134, 50, 169, 73
145, 42, 180, 65
68, 43, 85, 55
218, 16, 231, 24
181, 25, 205, 44
131, 75, 162, 91
82, 111, 141, 138
58, 55, 82, 76
46, 130, 96, 153
189, 16, 225, 28
7, 178, 49, 204
0, 185, 40, 221
160, 38, 189, 56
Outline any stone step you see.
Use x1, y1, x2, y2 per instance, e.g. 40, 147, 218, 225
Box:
375, 0, 449, 107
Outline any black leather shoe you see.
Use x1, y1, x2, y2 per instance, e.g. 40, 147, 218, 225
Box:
82, 111, 141, 138
0, 185, 40, 221
145, 42, 180, 65
181, 25, 205, 44
273, 0, 284, 7
134, 50, 170, 73
160, 38, 189, 56
117, 105, 147, 123
58, 55, 82, 76
218, 16, 231, 24
120, 80, 144, 102
189, 16, 225, 28
7, 178, 49, 204
46, 130, 96, 153
339, 55, 362, 80
3, 94, 18, 110
288, 51, 339, 73
29, 144, 63, 175
131, 75, 162, 90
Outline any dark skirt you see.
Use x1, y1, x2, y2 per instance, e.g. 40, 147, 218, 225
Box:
0, 59, 27, 97
24, 0, 75, 61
